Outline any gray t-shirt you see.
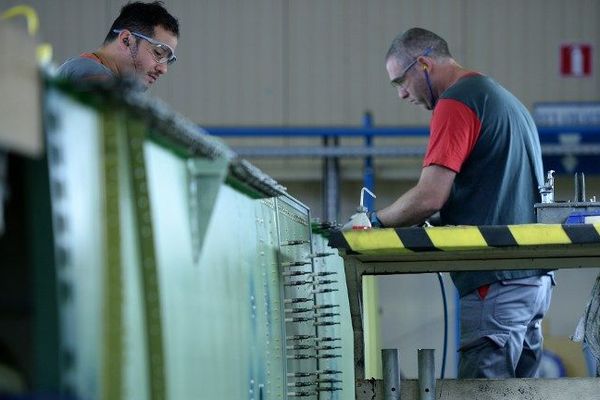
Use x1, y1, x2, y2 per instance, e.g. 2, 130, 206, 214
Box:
57, 55, 114, 83
436, 75, 549, 296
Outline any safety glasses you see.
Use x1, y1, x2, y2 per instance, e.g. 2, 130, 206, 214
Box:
113, 29, 177, 65
390, 47, 432, 88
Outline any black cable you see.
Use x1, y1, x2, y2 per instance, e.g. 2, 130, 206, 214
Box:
437, 272, 448, 379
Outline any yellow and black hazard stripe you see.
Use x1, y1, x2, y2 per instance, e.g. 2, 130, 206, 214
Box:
328, 224, 600, 255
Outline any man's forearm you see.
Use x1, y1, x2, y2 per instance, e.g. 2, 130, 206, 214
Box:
374, 165, 455, 228
377, 185, 441, 227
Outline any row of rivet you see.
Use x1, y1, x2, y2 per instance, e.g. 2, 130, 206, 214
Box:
281, 238, 343, 397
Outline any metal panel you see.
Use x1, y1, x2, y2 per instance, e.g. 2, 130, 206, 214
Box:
45, 89, 106, 399
310, 229, 355, 398
42, 81, 359, 399
149, 177, 287, 399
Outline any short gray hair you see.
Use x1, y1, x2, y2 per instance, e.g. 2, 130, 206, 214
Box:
386, 27, 452, 63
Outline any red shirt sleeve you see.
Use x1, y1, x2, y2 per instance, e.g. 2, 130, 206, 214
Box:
423, 98, 482, 173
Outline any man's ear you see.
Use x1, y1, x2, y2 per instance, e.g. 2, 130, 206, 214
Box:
117, 30, 131, 49
418, 56, 432, 72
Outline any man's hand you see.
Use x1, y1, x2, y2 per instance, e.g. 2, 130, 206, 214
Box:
341, 210, 385, 231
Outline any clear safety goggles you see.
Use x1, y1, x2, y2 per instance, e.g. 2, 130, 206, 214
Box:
113, 29, 177, 65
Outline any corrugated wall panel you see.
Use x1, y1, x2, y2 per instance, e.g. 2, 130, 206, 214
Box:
464, 0, 600, 110
341, 0, 386, 125
286, 0, 467, 126
287, 0, 344, 124
373, 0, 466, 125
555, 0, 600, 101
153, 0, 285, 125
1, 0, 111, 63
4, 0, 598, 125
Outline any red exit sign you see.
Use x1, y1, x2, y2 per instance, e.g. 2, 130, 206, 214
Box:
560, 43, 592, 77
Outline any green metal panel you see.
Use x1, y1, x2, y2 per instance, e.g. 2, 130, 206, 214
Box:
42, 81, 355, 400
310, 231, 355, 399
145, 142, 286, 399
45, 89, 106, 399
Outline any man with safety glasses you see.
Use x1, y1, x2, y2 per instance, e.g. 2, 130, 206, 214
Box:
370, 27, 554, 379
57, 1, 179, 90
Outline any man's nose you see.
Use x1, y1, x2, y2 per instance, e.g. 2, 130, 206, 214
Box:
156, 63, 167, 75
398, 87, 409, 99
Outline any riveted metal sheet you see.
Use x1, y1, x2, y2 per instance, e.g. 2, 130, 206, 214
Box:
44, 81, 356, 400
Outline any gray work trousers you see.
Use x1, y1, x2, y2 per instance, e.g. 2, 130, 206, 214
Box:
458, 275, 554, 378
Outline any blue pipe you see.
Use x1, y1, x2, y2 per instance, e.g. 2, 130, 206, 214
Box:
205, 125, 600, 139
204, 126, 431, 137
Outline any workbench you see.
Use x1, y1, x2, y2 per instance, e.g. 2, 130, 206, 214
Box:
328, 223, 600, 399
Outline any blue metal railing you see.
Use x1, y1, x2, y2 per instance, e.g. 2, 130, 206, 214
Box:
205, 125, 430, 137
204, 117, 600, 215
204, 125, 600, 138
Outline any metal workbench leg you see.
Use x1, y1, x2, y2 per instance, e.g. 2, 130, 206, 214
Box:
417, 349, 435, 400
343, 257, 366, 388
382, 349, 401, 400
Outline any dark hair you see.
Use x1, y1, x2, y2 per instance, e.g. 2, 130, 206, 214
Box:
386, 27, 452, 63
103, 1, 179, 44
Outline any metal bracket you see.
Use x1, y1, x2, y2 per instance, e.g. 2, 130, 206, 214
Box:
186, 157, 229, 264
